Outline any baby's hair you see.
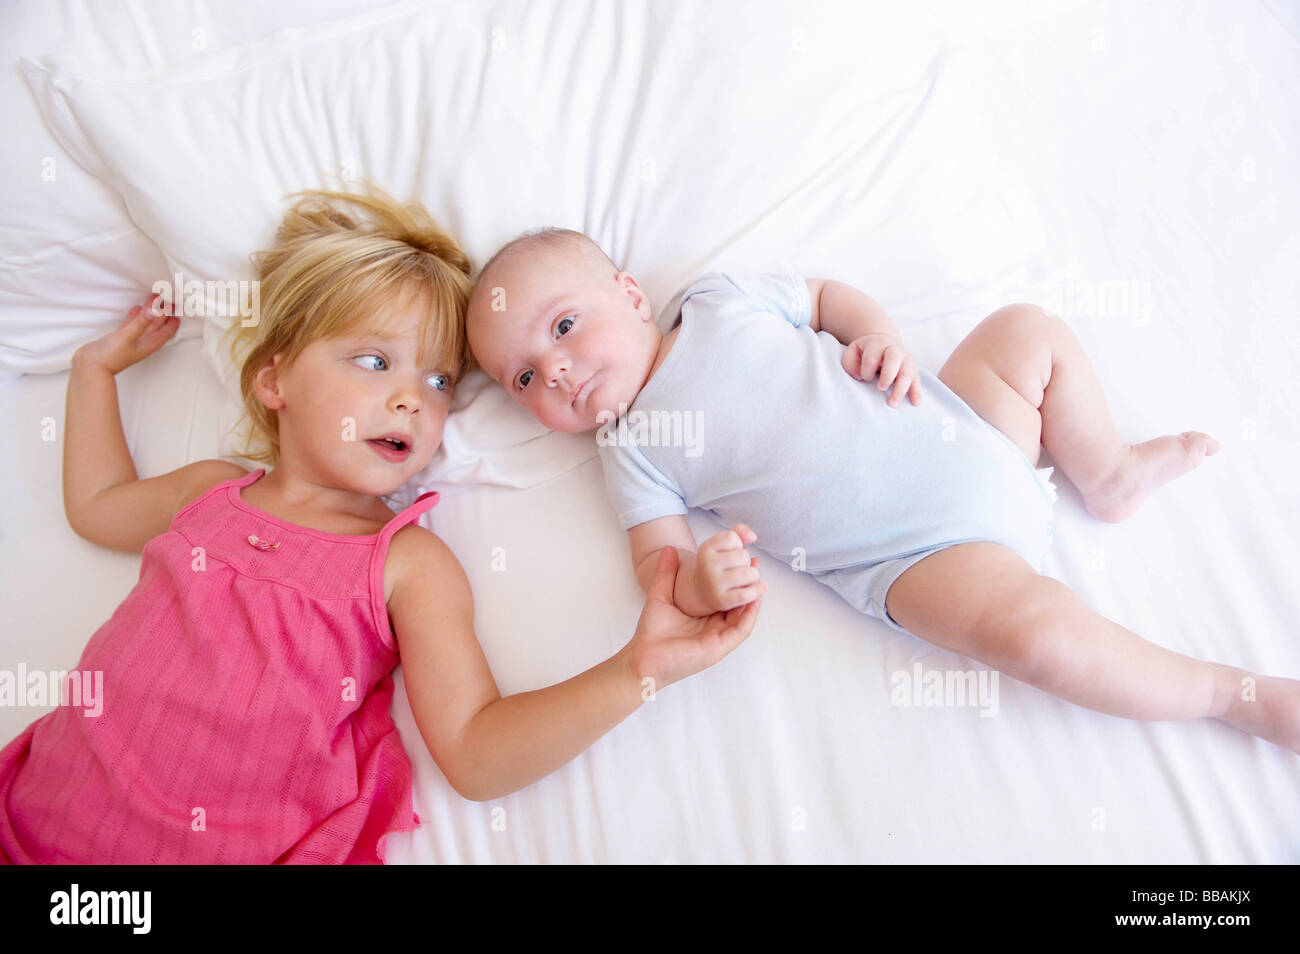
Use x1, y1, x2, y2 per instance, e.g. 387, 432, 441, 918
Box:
471, 228, 618, 307
225, 183, 473, 468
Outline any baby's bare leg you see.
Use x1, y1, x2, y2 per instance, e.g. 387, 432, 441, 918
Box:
937, 304, 1220, 522
884, 542, 1300, 752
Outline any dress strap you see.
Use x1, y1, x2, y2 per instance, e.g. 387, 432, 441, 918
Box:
368, 490, 441, 652
382, 490, 440, 537
171, 466, 265, 528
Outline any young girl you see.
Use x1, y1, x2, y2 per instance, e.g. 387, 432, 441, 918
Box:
0, 188, 761, 864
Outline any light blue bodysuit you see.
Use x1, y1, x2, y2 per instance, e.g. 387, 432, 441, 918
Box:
596, 271, 1058, 635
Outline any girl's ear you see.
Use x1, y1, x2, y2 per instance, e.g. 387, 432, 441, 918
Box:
253, 354, 287, 410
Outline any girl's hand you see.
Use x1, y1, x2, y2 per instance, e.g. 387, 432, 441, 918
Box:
72, 294, 180, 375
625, 546, 763, 693
692, 523, 763, 613
842, 332, 922, 407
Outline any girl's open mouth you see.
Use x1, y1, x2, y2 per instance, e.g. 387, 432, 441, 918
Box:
366, 437, 411, 463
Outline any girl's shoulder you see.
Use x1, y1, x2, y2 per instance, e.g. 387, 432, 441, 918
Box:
176, 459, 250, 513
382, 522, 470, 606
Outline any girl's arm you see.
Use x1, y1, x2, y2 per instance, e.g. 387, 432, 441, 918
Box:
64, 297, 245, 551
387, 526, 761, 802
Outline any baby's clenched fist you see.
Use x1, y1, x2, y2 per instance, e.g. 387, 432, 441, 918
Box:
692, 523, 764, 612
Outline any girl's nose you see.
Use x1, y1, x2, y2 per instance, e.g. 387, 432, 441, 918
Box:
390, 380, 422, 414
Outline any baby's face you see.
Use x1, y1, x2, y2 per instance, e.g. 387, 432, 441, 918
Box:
467, 247, 660, 433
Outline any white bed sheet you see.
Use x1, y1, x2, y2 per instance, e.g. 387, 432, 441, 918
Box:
3, 0, 1298, 863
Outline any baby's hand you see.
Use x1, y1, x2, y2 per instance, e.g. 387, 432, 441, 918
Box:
842, 333, 922, 407
692, 523, 763, 613
73, 294, 181, 375
624, 547, 762, 694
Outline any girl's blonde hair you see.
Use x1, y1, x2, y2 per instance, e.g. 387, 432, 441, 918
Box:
226, 184, 473, 468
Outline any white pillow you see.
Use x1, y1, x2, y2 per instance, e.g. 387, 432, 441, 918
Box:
21, 0, 1026, 490
0, 0, 373, 380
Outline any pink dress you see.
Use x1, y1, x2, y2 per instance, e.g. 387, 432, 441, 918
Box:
0, 468, 439, 864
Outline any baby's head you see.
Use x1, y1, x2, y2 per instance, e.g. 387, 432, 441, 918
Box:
229, 185, 472, 494
466, 229, 661, 433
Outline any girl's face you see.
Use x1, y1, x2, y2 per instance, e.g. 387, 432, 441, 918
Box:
257, 288, 455, 498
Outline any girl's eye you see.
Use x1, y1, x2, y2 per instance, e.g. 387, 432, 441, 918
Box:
518, 369, 533, 389
354, 354, 387, 371
556, 316, 574, 337
426, 373, 450, 392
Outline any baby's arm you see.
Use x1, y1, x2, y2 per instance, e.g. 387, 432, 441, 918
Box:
65, 296, 245, 551
628, 515, 764, 617
388, 528, 760, 802
806, 278, 922, 406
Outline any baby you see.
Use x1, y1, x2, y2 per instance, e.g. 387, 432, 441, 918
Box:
465, 228, 1300, 755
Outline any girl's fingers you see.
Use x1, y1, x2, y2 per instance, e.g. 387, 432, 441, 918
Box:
117, 310, 151, 342
124, 294, 169, 326
130, 310, 163, 338
645, 546, 681, 604
717, 594, 762, 646
141, 317, 179, 348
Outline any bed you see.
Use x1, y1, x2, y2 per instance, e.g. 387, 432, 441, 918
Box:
2, 0, 1297, 863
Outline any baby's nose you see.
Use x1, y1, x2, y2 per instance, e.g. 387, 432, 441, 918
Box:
543, 358, 569, 386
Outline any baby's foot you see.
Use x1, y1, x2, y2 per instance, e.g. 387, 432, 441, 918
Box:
1210, 664, 1300, 756
1081, 431, 1221, 523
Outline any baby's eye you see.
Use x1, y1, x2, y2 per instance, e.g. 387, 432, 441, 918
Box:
354, 354, 387, 371
518, 369, 534, 389
426, 373, 450, 392
556, 316, 574, 337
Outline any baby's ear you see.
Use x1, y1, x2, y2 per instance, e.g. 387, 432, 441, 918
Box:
617, 271, 654, 320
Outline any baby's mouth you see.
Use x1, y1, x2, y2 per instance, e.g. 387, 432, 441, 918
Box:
571, 375, 593, 408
